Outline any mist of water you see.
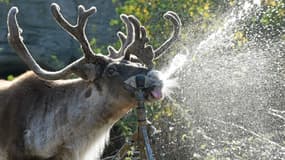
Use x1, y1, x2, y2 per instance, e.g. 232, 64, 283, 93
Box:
159, 1, 285, 159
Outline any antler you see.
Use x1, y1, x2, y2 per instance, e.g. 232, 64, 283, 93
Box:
51, 3, 105, 62
124, 15, 155, 67
108, 11, 181, 68
154, 11, 182, 60
7, 3, 107, 80
7, 7, 80, 80
107, 14, 134, 59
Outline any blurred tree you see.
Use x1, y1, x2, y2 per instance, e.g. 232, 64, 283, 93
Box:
102, 0, 285, 159
103, 0, 228, 159
0, 0, 9, 4
111, 0, 219, 49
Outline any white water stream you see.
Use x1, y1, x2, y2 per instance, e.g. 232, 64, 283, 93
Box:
158, 1, 285, 159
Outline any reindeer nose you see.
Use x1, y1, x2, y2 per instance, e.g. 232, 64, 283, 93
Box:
146, 70, 163, 87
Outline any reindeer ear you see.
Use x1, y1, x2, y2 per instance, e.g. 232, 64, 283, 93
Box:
71, 63, 101, 81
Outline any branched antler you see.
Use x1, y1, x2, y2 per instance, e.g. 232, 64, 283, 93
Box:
154, 11, 182, 59
51, 3, 103, 62
8, 3, 181, 80
107, 14, 134, 59
108, 11, 181, 68
7, 7, 85, 80
124, 15, 155, 67
7, 3, 108, 80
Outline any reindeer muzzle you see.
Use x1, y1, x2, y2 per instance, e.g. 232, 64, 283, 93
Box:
124, 71, 163, 100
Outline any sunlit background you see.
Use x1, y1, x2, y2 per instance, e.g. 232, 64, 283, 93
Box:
0, 0, 284, 159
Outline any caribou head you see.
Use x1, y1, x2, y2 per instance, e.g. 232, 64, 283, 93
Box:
3, 3, 181, 160
8, 3, 181, 102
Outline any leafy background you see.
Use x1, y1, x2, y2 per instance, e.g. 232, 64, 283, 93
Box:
0, 0, 284, 159
103, 0, 284, 159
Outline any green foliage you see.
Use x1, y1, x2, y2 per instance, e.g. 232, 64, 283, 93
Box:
104, 0, 285, 159
260, 0, 284, 29
6, 74, 14, 81
105, 1, 225, 159
89, 38, 107, 55
237, 0, 284, 43
112, 0, 216, 49
49, 54, 64, 69
0, 0, 9, 4
117, 112, 137, 137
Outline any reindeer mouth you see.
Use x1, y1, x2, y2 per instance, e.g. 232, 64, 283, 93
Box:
124, 70, 164, 101
146, 71, 164, 101
124, 79, 164, 101
146, 86, 163, 101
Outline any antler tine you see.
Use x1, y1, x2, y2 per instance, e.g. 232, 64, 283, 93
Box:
7, 7, 85, 80
154, 11, 182, 60
107, 32, 127, 58
107, 14, 134, 59
108, 11, 181, 68
125, 15, 154, 67
51, 3, 102, 62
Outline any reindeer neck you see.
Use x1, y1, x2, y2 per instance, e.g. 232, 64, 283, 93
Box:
7, 72, 137, 158
50, 74, 137, 126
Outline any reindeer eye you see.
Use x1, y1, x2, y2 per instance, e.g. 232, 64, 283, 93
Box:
107, 67, 117, 76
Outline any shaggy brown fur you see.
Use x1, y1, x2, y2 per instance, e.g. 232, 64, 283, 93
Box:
0, 70, 150, 160
2, 2, 180, 159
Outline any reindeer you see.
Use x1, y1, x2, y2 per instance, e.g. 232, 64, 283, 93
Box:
0, 3, 181, 160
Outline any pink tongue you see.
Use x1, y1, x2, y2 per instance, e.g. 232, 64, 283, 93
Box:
151, 87, 163, 99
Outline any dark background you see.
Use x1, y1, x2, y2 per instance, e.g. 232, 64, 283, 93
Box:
0, 0, 118, 78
